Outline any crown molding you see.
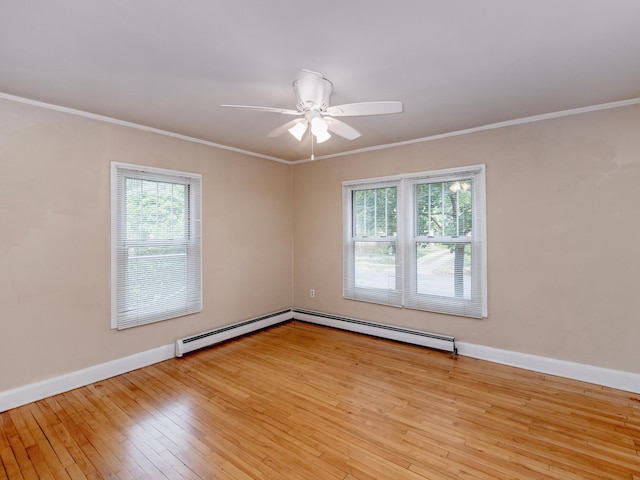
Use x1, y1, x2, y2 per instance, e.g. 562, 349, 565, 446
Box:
291, 97, 640, 164
0, 92, 290, 164
3, 91, 638, 166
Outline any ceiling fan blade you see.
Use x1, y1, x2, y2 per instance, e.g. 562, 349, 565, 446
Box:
325, 118, 361, 140
325, 101, 403, 117
220, 104, 301, 115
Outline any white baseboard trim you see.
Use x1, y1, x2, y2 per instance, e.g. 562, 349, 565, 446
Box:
295, 308, 640, 394
0, 309, 294, 413
0, 344, 174, 413
456, 342, 640, 394
3, 312, 638, 412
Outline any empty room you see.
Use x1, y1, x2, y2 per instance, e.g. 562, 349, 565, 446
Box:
1, 1, 639, 479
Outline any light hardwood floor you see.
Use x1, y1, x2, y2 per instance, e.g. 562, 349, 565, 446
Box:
1, 321, 639, 479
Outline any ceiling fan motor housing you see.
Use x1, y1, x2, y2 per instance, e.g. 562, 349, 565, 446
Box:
293, 77, 332, 112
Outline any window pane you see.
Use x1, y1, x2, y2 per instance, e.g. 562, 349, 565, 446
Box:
353, 187, 397, 237
125, 245, 188, 314
125, 178, 187, 241
416, 242, 471, 299
113, 163, 202, 329
416, 180, 472, 237
355, 241, 396, 289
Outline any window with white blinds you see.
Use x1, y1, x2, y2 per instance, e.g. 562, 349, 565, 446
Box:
111, 162, 202, 329
343, 165, 487, 318
343, 179, 403, 307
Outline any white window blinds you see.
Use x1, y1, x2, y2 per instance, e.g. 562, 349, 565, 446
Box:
111, 162, 202, 329
343, 165, 487, 318
343, 179, 403, 307
404, 167, 486, 317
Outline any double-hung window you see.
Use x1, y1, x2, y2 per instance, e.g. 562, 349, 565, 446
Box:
344, 165, 486, 318
343, 180, 402, 306
111, 162, 202, 329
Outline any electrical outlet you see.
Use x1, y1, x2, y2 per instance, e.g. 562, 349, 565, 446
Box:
309, 289, 315, 298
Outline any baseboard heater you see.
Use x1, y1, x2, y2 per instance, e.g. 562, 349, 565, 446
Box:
175, 309, 293, 357
293, 308, 457, 354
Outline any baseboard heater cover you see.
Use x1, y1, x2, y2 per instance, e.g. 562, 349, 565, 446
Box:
293, 308, 457, 354
175, 309, 293, 357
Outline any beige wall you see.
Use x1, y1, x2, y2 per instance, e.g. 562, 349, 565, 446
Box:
0, 99, 293, 391
2, 97, 638, 395
293, 104, 640, 374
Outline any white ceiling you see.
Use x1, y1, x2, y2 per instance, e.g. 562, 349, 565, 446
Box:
1, 1, 639, 162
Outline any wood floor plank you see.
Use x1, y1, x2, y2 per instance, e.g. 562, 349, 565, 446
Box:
0, 415, 25, 480
3, 412, 40, 480
1, 321, 639, 479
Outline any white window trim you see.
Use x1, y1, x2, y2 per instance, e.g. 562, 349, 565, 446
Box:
110, 162, 202, 329
343, 165, 487, 318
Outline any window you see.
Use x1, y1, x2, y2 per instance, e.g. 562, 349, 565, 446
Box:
343, 165, 486, 318
343, 180, 402, 307
111, 162, 202, 329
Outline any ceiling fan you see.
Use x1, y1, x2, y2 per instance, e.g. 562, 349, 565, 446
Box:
221, 70, 403, 145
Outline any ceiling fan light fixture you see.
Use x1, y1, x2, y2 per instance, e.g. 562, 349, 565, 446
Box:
288, 121, 307, 141
310, 115, 328, 136
314, 129, 331, 143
